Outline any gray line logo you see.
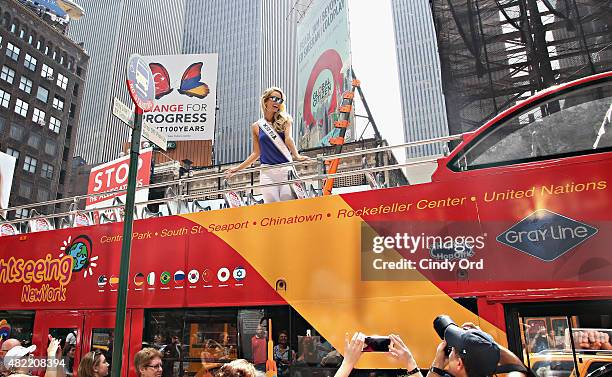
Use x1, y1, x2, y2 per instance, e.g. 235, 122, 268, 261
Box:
496, 209, 597, 261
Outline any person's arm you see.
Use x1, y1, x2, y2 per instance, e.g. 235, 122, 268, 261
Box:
44, 336, 65, 377
283, 122, 308, 161
333, 332, 365, 377
426, 341, 448, 377
226, 124, 261, 177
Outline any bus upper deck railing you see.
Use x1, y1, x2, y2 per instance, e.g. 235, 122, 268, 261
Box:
0, 134, 464, 234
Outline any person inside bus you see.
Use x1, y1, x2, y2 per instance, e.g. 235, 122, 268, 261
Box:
528, 326, 552, 353
225, 87, 308, 203
62, 345, 76, 377
77, 350, 110, 377
251, 324, 267, 372
273, 331, 295, 377
134, 348, 163, 377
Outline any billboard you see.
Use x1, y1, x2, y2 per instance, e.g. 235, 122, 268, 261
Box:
296, 0, 354, 149
85, 148, 152, 209
141, 54, 218, 141
0, 151, 16, 211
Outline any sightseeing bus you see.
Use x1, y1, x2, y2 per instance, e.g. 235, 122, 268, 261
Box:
1, 71, 611, 377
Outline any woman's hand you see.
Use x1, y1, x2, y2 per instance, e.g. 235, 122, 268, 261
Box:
47, 335, 61, 358
342, 332, 365, 369
225, 167, 238, 178
294, 155, 309, 162
389, 334, 417, 370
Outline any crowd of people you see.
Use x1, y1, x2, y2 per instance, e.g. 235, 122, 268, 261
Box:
0, 317, 531, 377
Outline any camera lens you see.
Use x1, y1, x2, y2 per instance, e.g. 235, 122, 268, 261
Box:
433, 315, 455, 340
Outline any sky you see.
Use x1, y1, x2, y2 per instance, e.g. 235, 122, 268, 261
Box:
347, 1, 405, 154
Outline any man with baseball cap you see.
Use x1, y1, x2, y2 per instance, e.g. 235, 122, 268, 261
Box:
428, 323, 528, 377
4, 344, 37, 377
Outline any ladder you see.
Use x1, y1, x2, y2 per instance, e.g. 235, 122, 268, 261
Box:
322, 78, 361, 195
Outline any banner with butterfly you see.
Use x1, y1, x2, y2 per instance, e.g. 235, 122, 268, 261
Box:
141, 54, 219, 141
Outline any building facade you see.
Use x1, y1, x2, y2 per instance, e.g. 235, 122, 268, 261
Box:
68, 0, 185, 165
182, 0, 298, 165
0, 0, 89, 218
391, 0, 449, 158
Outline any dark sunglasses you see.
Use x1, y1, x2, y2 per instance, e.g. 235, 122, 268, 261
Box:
269, 96, 284, 104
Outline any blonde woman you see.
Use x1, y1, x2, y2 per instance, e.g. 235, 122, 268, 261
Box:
226, 87, 308, 203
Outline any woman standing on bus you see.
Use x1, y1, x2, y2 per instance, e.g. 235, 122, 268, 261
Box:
225, 87, 308, 203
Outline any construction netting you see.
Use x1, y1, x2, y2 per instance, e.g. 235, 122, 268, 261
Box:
430, 0, 612, 134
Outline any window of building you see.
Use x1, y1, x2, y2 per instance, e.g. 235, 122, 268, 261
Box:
52, 96, 64, 111
37, 188, 49, 202
36, 86, 49, 103
36, 40, 41, 50
44, 139, 56, 155
1, 65, 15, 84
19, 28, 25, 39
18, 76, 32, 94
10, 24, 16, 33
14, 208, 30, 219
6, 147, 19, 159
56, 73, 68, 90
5, 42, 20, 61
18, 181, 32, 198
23, 155, 37, 173
41, 64, 53, 80
27, 34, 33, 45
9, 123, 23, 141
49, 116, 61, 133
24, 53, 37, 71
32, 108, 45, 125
41, 162, 54, 179
14, 98, 28, 117
0, 88, 10, 108
27, 133, 41, 148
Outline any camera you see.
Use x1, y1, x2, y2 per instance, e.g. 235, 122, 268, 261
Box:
363, 336, 390, 352
433, 315, 457, 355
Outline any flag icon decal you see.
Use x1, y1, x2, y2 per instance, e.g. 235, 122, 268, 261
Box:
98, 275, 108, 288
134, 273, 145, 286
147, 272, 155, 286
188, 270, 199, 284
160, 271, 171, 285
174, 270, 186, 283
109, 275, 119, 287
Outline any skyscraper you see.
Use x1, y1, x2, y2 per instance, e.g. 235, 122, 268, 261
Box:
68, 0, 185, 165
183, 0, 298, 165
391, 0, 449, 158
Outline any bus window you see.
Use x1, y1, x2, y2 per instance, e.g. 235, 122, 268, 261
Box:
450, 81, 612, 171
509, 301, 612, 377
90, 328, 114, 373
0, 311, 35, 346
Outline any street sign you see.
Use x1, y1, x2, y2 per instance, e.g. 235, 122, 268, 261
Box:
112, 97, 134, 128
142, 120, 168, 151
126, 54, 155, 111
112, 97, 167, 150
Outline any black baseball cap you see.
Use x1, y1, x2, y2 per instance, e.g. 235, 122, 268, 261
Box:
444, 326, 501, 377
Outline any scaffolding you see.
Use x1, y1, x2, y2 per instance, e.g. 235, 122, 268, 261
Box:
430, 0, 612, 134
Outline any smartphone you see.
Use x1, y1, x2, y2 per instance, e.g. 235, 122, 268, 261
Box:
363, 336, 390, 352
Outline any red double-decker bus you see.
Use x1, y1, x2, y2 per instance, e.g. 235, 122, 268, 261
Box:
1, 72, 611, 377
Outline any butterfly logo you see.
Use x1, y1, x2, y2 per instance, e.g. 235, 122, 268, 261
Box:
149, 62, 210, 100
